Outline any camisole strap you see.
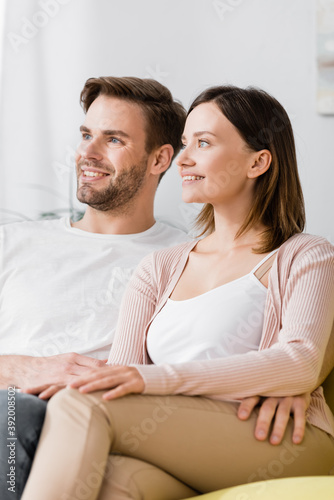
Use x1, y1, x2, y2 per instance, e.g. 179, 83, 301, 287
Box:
252, 249, 279, 280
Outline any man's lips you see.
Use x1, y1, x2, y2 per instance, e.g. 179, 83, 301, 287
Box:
80, 167, 110, 181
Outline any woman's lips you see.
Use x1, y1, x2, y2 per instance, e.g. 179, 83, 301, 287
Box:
182, 175, 205, 184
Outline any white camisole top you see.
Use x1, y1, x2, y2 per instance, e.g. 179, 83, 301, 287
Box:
147, 249, 279, 365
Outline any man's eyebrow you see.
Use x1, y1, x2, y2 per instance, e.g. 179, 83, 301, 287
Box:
80, 125, 90, 133
79, 125, 130, 139
181, 131, 217, 141
102, 129, 130, 139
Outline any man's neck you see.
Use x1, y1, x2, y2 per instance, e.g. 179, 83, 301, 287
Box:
71, 207, 156, 235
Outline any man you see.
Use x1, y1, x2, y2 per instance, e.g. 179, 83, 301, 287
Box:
0, 76, 189, 498
0, 77, 188, 386
0, 76, 308, 499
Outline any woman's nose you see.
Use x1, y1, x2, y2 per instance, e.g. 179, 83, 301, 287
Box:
176, 147, 195, 168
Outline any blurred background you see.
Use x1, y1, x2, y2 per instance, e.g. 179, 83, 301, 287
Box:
0, 0, 333, 240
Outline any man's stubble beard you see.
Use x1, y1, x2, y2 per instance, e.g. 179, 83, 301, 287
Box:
76, 157, 149, 213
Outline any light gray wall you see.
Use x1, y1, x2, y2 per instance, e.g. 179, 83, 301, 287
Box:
0, 0, 333, 241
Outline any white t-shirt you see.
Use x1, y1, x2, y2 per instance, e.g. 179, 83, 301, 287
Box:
0, 217, 189, 359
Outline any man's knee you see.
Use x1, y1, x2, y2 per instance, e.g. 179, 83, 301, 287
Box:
0, 391, 48, 498
15, 393, 48, 445
0, 390, 47, 430
0, 390, 10, 423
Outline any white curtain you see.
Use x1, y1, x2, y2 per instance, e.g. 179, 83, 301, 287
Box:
0, 0, 333, 241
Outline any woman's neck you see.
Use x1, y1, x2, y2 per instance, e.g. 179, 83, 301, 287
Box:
202, 208, 266, 253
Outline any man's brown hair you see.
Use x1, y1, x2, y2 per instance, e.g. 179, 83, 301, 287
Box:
80, 76, 186, 181
189, 85, 305, 253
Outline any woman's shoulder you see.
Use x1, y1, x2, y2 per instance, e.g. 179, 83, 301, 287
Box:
134, 240, 197, 277
130, 240, 197, 295
280, 232, 333, 254
150, 240, 198, 267
277, 232, 334, 270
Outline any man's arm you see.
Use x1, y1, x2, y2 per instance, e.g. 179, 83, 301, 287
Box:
0, 353, 107, 390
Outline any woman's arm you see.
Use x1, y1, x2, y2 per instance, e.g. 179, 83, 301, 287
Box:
71, 242, 333, 402
68, 251, 159, 398
134, 244, 334, 400
69, 243, 325, 442
107, 251, 158, 366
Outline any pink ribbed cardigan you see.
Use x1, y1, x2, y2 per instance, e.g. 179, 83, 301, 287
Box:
108, 233, 334, 437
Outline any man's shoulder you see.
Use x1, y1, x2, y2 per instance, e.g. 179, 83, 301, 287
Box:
153, 220, 191, 245
133, 220, 191, 252
0, 217, 66, 235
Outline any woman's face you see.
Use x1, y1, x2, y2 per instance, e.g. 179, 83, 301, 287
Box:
176, 102, 258, 206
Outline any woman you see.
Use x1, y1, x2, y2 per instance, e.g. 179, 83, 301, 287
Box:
22, 86, 334, 500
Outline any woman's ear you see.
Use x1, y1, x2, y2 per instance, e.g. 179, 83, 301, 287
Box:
247, 149, 272, 179
149, 144, 174, 177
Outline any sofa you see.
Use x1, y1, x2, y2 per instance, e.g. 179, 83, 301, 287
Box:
183, 367, 334, 499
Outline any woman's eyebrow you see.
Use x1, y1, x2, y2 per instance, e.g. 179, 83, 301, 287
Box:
193, 131, 217, 137
182, 131, 217, 140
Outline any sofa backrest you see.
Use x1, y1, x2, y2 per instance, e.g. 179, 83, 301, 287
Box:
322, 367, 334, 414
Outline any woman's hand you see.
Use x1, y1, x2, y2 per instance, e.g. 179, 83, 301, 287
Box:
68, 365, 145, 400
237, 393, 311, 445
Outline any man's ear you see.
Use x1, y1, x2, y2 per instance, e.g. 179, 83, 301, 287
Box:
247, 149, 272, 179
149, 144, 174, 177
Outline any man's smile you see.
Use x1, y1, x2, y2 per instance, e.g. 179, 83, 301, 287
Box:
80, 167, 110, 181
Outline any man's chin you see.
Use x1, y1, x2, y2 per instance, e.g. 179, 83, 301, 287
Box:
76, 193, 98, 207
76, 194, 98, 206
76, 188, 87, 204
76, 186, 97, 203
76, 190, 114, 212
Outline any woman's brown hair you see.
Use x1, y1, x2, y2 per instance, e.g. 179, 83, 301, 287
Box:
189, 85, 305, 253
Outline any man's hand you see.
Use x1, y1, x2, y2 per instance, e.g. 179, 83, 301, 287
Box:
69, 365, 145, 400
23, 384, 66, 399
0, 353, 107, 391
237, 394, 311, 445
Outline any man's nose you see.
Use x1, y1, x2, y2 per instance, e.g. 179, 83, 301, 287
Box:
78, 138, 104, 161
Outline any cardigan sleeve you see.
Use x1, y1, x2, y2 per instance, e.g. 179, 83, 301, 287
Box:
107, 252, 157, 366
134, 243, 334, 400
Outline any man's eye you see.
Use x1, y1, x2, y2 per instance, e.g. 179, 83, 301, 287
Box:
109, 137, 121, 144
82, 134, 91, 140
199, 140, 209, 148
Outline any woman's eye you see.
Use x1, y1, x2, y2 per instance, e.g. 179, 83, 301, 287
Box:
180, 143, 186, 150
199, 140, 209, 148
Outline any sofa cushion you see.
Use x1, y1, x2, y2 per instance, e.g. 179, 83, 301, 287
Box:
182, 476, 334, 500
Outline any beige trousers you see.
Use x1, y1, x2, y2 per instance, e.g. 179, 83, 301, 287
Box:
22, 388, 334, 500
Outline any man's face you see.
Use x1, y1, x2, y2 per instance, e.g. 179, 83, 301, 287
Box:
76, 95, 150, 212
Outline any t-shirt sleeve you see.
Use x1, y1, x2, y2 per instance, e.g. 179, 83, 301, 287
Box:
107, 252, 157, 366
134, 243, 334, 400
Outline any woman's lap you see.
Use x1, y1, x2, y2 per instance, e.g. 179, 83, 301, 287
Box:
22, 388, 334, 500
98, 456, 199, 500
